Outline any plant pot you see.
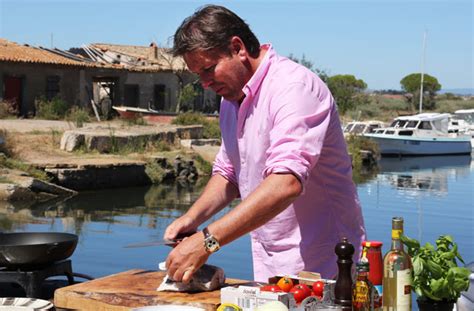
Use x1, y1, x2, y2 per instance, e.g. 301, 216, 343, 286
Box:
416, 297, 455, 311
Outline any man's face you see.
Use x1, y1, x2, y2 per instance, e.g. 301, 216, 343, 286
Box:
184, 48, 249, 102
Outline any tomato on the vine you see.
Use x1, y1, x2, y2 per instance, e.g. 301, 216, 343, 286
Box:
312, 280, 325, 297
276, 277, 294, 292
289, 284, 311, 303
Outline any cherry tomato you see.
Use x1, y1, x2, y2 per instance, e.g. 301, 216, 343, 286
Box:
260, 285, 283, 292
312, 280, 325, 298
276, 277, 294, 292
289, 284, 311, 303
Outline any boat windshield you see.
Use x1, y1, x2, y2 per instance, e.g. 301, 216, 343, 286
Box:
390, 120, 406, 128
390, 120, 418, 128
367, 124, 381, 133
344, 123, 355, 133
352, 124, 367, 134
406, 121, 418, 128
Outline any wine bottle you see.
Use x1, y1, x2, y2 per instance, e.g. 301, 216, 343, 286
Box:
382, 217, 412, 311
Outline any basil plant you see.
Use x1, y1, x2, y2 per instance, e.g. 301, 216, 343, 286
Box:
401, 235, 471, 302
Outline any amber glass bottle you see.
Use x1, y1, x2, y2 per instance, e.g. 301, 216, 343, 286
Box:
353, 261, 373, 311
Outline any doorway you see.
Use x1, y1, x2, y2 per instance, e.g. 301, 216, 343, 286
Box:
3, 76, 22, 116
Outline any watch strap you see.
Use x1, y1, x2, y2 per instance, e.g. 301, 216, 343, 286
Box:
203, 227, 211, 239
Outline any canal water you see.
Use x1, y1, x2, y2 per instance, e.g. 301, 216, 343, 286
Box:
1, 154, 472, 303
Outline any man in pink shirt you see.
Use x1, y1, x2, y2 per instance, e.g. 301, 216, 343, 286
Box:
165, 4, 366, 283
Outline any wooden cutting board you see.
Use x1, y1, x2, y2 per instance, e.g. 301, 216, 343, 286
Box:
54, 269, 249, 311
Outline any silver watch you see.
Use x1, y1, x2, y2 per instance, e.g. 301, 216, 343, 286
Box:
203, 227, 220, 253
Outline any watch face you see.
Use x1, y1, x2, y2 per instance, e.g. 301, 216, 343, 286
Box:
205, 237, 220, 252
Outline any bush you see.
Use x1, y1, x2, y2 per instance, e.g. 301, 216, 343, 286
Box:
346, 135, 379, 184
0, 100, 19, 118
35, 96, 68, 120
435, 99, 474, 113
66, 106, 90, 128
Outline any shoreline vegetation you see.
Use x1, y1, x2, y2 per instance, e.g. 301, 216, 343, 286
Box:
1, 93, 473, 202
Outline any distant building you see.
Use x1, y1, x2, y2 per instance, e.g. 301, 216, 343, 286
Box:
0, 38, 218, 117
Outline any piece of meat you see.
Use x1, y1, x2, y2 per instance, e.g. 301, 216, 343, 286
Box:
157, 264, 225, 292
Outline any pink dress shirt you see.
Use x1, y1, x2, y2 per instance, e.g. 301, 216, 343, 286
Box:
212, 45, 366, 282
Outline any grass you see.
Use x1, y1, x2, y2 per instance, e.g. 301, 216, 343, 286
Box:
172, 112, 221, 139
0, 156, 51, 182
193, 154, 212, 176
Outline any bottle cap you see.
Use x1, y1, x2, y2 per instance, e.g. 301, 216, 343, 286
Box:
356, 261, 370, 272
362, 241, 383, 248
392, 217, 404, 229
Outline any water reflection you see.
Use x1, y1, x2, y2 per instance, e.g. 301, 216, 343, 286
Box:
378, 155, 472, 195
0, 178, 209, 236
358, 154, 473, 283
0, 155, 472, 284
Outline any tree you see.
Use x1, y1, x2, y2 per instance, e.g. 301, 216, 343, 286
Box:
326, 75, 368, 114
288, 53, 329, 83
400, 73, 441, 111
177, 83, 199, 112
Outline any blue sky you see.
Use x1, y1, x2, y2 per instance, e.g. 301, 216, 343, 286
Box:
1, 0, 472, 90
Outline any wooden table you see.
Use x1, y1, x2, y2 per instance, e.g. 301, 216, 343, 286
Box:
54, 269, 249, 311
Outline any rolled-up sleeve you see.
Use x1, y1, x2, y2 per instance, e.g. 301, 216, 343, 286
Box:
263, 81, 333, 188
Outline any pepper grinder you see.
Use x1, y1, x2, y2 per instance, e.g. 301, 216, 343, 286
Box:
334, 237, 354, 310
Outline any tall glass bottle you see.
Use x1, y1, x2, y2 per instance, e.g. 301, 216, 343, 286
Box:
382, 217, 412, 311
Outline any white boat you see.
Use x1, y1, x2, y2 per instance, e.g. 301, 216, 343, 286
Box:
343, 120, 385, 136
449, 109, 474, 148
364, 113, 472, 156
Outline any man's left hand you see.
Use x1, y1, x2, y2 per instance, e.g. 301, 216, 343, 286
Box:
165, 231, 210, 283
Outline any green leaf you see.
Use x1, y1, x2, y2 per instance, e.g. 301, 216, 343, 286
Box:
425, 260, 443, 279
430, 278, 448, 297
401, 235, 420, 250
424, 242, 435, 251
413, 256, 424, 276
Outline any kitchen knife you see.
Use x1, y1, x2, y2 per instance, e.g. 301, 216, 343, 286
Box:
123, 231, 197, 248
124, 239, 181, 248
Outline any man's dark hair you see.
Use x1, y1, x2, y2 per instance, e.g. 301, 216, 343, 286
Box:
172, 5, 260, 58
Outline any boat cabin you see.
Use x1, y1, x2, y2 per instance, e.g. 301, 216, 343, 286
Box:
372, 113, 451, 137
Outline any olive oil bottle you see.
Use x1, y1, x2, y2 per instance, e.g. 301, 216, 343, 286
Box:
382, 217, 412, 310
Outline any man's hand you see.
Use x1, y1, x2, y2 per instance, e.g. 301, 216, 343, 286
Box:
165, 231, 210, 283
164, 215, 197, 241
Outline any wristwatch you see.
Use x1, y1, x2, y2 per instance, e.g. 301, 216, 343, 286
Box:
203, 227, 220, 253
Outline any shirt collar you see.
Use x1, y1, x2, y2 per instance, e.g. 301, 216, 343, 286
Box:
242, 44, 274, 99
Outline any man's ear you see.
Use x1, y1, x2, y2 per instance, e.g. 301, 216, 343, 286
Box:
230, 36, 247, 60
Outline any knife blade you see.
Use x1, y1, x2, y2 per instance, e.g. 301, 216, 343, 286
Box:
124, 231, 197, 248
124, 239, 180, 248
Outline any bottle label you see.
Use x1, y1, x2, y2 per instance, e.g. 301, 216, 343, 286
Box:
396, 269, 411, 308
391, 229, 402, 239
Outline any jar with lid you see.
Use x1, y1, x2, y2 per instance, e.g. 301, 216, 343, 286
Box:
361, 241, 383, 310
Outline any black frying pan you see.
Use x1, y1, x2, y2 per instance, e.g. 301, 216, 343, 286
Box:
0, 232, 78, 268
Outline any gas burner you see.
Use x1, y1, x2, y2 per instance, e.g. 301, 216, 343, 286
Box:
0, 260, 74, 298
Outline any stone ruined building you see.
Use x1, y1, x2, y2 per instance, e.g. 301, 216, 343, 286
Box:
0, 38, 219, 118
